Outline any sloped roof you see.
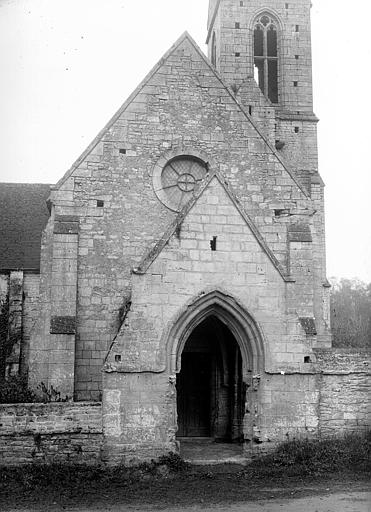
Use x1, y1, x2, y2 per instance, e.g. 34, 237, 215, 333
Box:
0, 183, 51, 270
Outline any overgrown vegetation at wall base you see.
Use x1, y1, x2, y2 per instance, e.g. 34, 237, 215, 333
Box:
0, 433, 369, 511
0, 376, 71, 403
0, 296, 20, 384
0, 375, 37, 404
0, 452, 189, 492
244, 432, 371, 477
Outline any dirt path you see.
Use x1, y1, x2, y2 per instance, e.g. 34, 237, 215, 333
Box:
6, 491, 370, 512
1, 468, 369, 512
137, 492, 370, 512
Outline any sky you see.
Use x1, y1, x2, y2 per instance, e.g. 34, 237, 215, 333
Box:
0, 0, 370, 283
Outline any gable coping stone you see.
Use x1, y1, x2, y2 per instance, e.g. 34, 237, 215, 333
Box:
52, 32, 310, 202
133, 172, 295, 283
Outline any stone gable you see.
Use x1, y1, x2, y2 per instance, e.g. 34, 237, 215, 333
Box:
106, 176, 311, 375
1, 0, 369, 466
25, 32, 324, 400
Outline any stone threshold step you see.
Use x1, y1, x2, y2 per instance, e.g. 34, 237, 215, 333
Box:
184, 457, 249, 466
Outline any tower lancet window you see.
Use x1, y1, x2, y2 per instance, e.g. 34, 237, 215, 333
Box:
253, 14, 279, 104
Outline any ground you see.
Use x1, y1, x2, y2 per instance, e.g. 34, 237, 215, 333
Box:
17, 492, 369, 512
4, 490, 371, 512
0, 465, 369, 512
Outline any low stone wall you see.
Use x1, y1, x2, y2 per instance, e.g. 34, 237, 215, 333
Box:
0, 402, 103, 466
254, 349, 370, 450
0, 350, 369, 466
316, 349, 371, 436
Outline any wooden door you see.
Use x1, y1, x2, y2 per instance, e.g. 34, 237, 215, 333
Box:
177, 353, 212, 437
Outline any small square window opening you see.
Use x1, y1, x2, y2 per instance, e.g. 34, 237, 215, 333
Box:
274, 208, 290, 217
119, 148, 127, 154
235, 22, 240, 29
97, 200, 104, 208
210, 236, 218, 251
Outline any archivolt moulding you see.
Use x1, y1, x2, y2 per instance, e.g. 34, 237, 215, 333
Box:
165, 289, 266, 378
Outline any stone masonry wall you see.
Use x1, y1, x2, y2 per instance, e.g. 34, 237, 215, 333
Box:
40, 34, 323, 400
258, 373, 320, 445
0, 271, 41, 378
21, 273, 41, 376
102, 372, 174, 466
317, 349, 371, 436
108, 177, 313, 374
209, 0, 314, 112
101, 176, 325, 462
0, 402, 102, 466
208, 0, 319, 179
258, 349, 371, 446
0, 274, 9, 305
0, 350, 369, 467
4, 271, 23, 376
320, 373, 370, 436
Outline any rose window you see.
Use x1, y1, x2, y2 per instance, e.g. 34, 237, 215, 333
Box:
156, 157, 208, 211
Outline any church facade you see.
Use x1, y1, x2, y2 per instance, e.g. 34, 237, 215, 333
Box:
1, 0, 369, 464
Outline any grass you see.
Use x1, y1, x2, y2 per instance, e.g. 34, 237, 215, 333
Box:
0, 432, 369, 509
244, 431, 371, 477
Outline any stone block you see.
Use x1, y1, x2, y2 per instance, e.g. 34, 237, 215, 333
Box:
50, 316, 76, 335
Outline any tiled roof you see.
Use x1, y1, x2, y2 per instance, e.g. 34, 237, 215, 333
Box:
0, 183, 51, 270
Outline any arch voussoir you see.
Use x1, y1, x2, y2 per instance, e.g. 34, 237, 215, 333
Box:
166, 290, 265, 376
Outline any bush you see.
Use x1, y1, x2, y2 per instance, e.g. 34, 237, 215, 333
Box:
0, 376, 72, 404
0, 452, 189, 492
156, 452, 189, 472
247, 432, 371, 477
0, 375, 38, 404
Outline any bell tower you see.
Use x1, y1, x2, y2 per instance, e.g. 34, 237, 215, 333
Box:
207, 0, 319, 179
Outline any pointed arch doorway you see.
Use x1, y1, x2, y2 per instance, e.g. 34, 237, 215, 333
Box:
176, 316, 244, 442
167, 290, 265, 458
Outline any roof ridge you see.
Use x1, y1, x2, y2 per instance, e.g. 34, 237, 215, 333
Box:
0, 182, 52, 186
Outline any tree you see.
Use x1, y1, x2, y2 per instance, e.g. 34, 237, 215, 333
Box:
330, 278, 371, 348
0, 296, 14, 384
0, 293, 23, 385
